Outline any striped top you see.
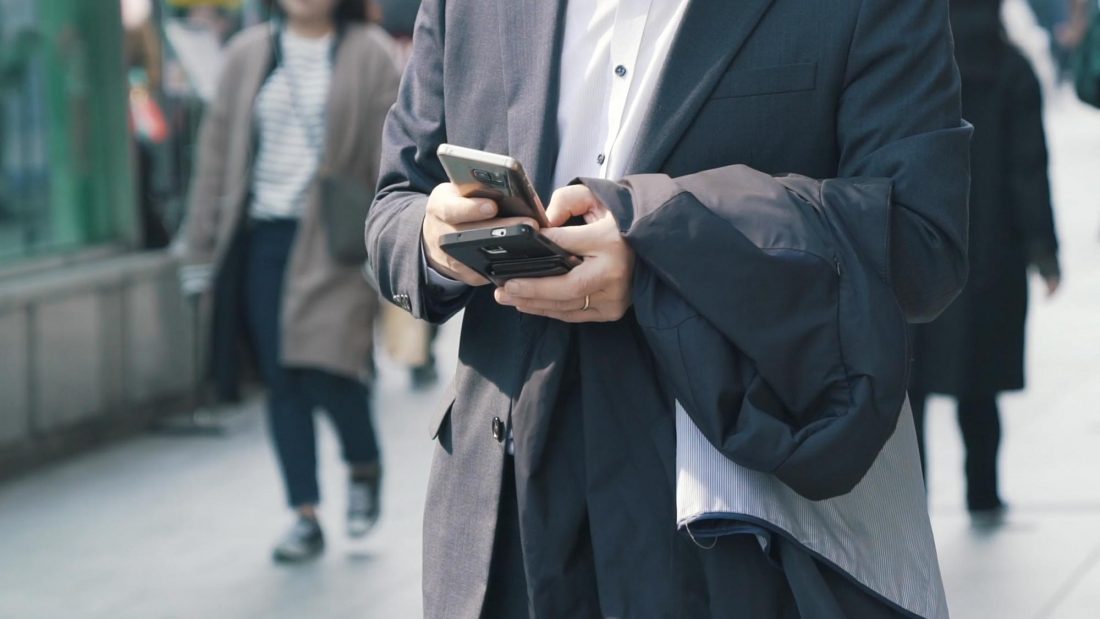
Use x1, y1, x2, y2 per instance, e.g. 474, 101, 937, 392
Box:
250, 29, 333, 220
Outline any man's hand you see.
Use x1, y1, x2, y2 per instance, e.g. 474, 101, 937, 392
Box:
1043, 274, 1061, 298
422, 183, 538, 286
494, 186, 635, 323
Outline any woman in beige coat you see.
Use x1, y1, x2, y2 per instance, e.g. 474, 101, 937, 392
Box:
183, 0, 399, 562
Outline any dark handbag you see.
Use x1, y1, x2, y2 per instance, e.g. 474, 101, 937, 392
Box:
319, 173, 371, 265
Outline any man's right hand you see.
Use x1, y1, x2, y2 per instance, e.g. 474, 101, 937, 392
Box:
422, 183, 538, 286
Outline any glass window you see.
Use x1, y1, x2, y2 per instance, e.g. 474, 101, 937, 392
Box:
0, 0, 135, 265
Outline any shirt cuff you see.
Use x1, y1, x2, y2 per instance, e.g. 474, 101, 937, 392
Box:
421, 242, 469, 301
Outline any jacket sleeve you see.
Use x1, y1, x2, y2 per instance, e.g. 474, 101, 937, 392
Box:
1005, 54, 1060, 279
365, 0, 473, 323
581, 0, 971, 499
181, 48, 239, 266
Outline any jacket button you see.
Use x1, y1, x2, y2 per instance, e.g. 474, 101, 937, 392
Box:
491, 417, 504, 443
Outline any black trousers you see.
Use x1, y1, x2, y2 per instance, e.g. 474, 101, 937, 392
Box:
244, 219, 381, 508
480, 458, 910, 618
910, 392, 1003, 511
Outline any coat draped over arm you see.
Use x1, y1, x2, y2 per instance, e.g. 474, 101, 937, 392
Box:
582, 126, 969, 501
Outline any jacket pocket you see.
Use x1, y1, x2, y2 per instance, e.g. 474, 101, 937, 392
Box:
710, 62, 817, 99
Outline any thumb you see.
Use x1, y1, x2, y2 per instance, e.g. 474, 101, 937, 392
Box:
541, 220, 607, 256
546, 185, 600, 227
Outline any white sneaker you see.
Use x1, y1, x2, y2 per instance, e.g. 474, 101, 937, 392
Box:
347, 474, 381, 538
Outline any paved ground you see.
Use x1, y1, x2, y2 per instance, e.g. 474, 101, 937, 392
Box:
0, 315, 462, 619
4, 9, 1100, 619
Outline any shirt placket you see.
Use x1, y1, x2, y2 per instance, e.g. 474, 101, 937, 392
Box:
599, 0, 653, 179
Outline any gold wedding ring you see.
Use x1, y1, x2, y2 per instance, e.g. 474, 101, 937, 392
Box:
582, 295, 591, 311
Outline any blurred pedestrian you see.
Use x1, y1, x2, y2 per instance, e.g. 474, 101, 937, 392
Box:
372, 0, 418, 67
910, 0, 1061, 525
1027, 0, 1076, 78
1057, 0, 1092, 52
180, 0, 399, 562
1068, 0, 1100, 108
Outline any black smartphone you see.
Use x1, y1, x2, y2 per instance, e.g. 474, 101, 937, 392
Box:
439, 224, 582, 285
436, 144, 551, 227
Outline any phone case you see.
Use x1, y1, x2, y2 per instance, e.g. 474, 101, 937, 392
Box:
439, 224, 582, 285
437, 144, 550, 227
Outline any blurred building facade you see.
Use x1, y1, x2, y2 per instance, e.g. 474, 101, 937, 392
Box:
0, 1, 261, 477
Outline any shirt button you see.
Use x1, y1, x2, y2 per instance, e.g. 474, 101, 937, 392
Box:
614, 64, 627, 77
491, 417, 504, 443
596, 153, 606, 165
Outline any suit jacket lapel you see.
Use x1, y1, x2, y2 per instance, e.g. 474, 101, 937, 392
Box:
626, 0, 777, 175
497, 0, 568, 200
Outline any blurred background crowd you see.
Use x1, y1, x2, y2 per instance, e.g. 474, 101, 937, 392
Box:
1, 0, 1099, 617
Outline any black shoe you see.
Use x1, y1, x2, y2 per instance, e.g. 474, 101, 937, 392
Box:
410, 361, 439, 391
273, 517, 324, 563
969, 504, 1007, 529
348, 470, 382, 538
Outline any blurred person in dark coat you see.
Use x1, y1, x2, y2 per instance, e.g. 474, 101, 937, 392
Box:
181, 0, 400, 561
910, 0, 1061, 523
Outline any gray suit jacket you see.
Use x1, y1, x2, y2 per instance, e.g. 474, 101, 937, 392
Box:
367, 1, 969, 617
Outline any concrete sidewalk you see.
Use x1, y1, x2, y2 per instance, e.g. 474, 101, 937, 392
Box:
0, 316, 462, 619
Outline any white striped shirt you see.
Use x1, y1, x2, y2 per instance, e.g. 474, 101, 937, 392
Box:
250, 29, 333, 220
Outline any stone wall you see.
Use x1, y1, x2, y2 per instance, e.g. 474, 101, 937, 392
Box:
0, 251, 196, 477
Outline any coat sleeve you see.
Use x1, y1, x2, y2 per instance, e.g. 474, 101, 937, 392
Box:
361, 30, 402, 205
181, 59, 237, 265
581, 0, 971, 500
1005, 53, 1060, 279
365, 0, 473, 323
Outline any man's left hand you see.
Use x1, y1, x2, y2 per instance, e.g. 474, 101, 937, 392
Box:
494, 186, 635, 323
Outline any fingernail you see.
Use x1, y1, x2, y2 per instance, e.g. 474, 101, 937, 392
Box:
480, 202, 495, 215
505, 281, 526, 295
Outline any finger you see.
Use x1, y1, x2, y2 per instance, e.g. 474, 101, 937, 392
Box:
453, 216, 540, 233
495, 287, 589, 311
503, 261, 599, 301
539, 220, 611, 256
511, 304, 606, 324
443, 196, 498, 224
546, 186, 600, 227
428, 187, 498, 224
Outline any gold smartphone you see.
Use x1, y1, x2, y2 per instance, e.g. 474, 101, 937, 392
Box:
436, 144, 551, 227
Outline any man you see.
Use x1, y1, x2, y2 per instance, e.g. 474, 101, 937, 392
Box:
367, 1, 970, 617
